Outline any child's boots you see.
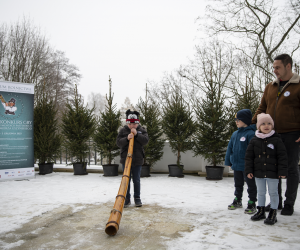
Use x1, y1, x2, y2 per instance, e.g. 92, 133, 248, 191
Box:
134, 198, 142, 207
228, 197, 242, 210
251, 206, 266, 221
264, 208, 277, 225
124, 198, 131, 208
244, 200, 257, 214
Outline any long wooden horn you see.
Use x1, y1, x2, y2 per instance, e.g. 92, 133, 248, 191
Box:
105, 133, 134, 236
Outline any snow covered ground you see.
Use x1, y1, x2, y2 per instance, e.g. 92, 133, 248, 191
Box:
0, 165, 299, 250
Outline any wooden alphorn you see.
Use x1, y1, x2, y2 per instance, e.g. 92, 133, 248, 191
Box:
105, 133, 134, 236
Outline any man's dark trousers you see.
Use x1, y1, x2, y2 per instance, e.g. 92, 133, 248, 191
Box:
280, 131, 300, 206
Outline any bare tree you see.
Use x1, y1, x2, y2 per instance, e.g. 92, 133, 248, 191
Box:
179, 40, 234, 102
227, 52, 263, 110
0, 19, 50, 84
86, 92, 107, 118
202, 0, 300, 82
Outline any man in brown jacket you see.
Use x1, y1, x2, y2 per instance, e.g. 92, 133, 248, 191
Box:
252, 54, 300, 216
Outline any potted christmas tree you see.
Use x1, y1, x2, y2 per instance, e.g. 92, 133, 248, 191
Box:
193, 76, 232, 180
93, 77, 121, 176
34, 92, 61, 175
137, 85, 164, 177
61, 85, 96, 175
162, 89, 196, 177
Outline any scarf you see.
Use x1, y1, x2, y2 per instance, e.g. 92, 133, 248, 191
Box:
255, 130, 275, 139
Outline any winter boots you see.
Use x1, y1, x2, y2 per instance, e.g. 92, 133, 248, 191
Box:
251, 206, 277, 225
251, 206, 266, 221
281, 204, 294, 216
124, 198, 143, 207
134, 198, 142, 207
244, 200, 257, 214
124, 198, 131, 208
264, 208, 277, 225
228, 197, 242, 210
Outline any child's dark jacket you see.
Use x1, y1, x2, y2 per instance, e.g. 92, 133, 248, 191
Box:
116, 125, 149, 166
225, 125, 255, 171
245, 133, 288, 179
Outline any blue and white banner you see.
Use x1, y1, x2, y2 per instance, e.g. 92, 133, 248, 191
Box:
0, 81, 35, 181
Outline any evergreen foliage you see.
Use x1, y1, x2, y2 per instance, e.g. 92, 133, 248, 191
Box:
162, 90, 196, 168
193, 78, 232, 166
229, 78, 260, 134
34, 92, 61, 164
93, 77, 121, 165
61, 85, 96, 163
137, 86, 164, 167
234, 78, 260, 115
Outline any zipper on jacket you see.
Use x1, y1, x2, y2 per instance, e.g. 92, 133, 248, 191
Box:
273, 95, 279, 131
273, 81, 291, 131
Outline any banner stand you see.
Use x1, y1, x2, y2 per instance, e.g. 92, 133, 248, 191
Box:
0, 81, 35, 181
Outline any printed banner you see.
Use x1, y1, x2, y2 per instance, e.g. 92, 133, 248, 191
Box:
0, 81, 35, 181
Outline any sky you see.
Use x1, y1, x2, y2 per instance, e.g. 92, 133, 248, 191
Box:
0, 0, 207, 109
1, 168, 300, 249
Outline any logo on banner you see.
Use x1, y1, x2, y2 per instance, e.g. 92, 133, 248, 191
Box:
240, 137, 246, 141
267, 144, 274, 149
0, 93, 24, 120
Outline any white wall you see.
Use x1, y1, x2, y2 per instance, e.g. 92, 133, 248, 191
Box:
115, 142, 229, 174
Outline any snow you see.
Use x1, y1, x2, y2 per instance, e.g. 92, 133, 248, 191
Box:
0, 165, 299, 249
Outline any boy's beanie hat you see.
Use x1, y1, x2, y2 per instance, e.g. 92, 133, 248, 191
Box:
126, 109, 140, 124
236, 109, 252, 126
257, 113, 274, 129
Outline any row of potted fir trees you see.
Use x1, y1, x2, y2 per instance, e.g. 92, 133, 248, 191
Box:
34, 77, 233, 179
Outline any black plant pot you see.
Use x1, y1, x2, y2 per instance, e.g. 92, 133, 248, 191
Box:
73, 162, 88, 175
205, 166, 224, 180
38, 163, 54, 175
103, 164, 119, 176
140, 164, 151, 177
168, 164, 184, 178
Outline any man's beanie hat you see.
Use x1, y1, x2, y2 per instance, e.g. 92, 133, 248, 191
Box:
126, 109, 140, 124
257, 113, 274, 129
235, 109, 252, 126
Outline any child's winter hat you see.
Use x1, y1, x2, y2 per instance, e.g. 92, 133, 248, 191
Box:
126, 109, 140, 124
235, 109, 252, 126
257, 113, 274, 129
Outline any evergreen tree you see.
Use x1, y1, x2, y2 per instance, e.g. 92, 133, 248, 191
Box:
61, 85, 96, 163
137, 84, 164, 167
228, 77, 261, 134
162, 90, 196, 168
193, 78, 232, 166
93, 76, 121, 165
34, 91, 61, 164
234, 77, 260, 115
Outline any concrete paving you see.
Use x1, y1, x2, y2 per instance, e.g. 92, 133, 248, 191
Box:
1, 202, 195, 249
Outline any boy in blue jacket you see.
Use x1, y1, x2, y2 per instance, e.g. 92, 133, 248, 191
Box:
225, 109, 257, 214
